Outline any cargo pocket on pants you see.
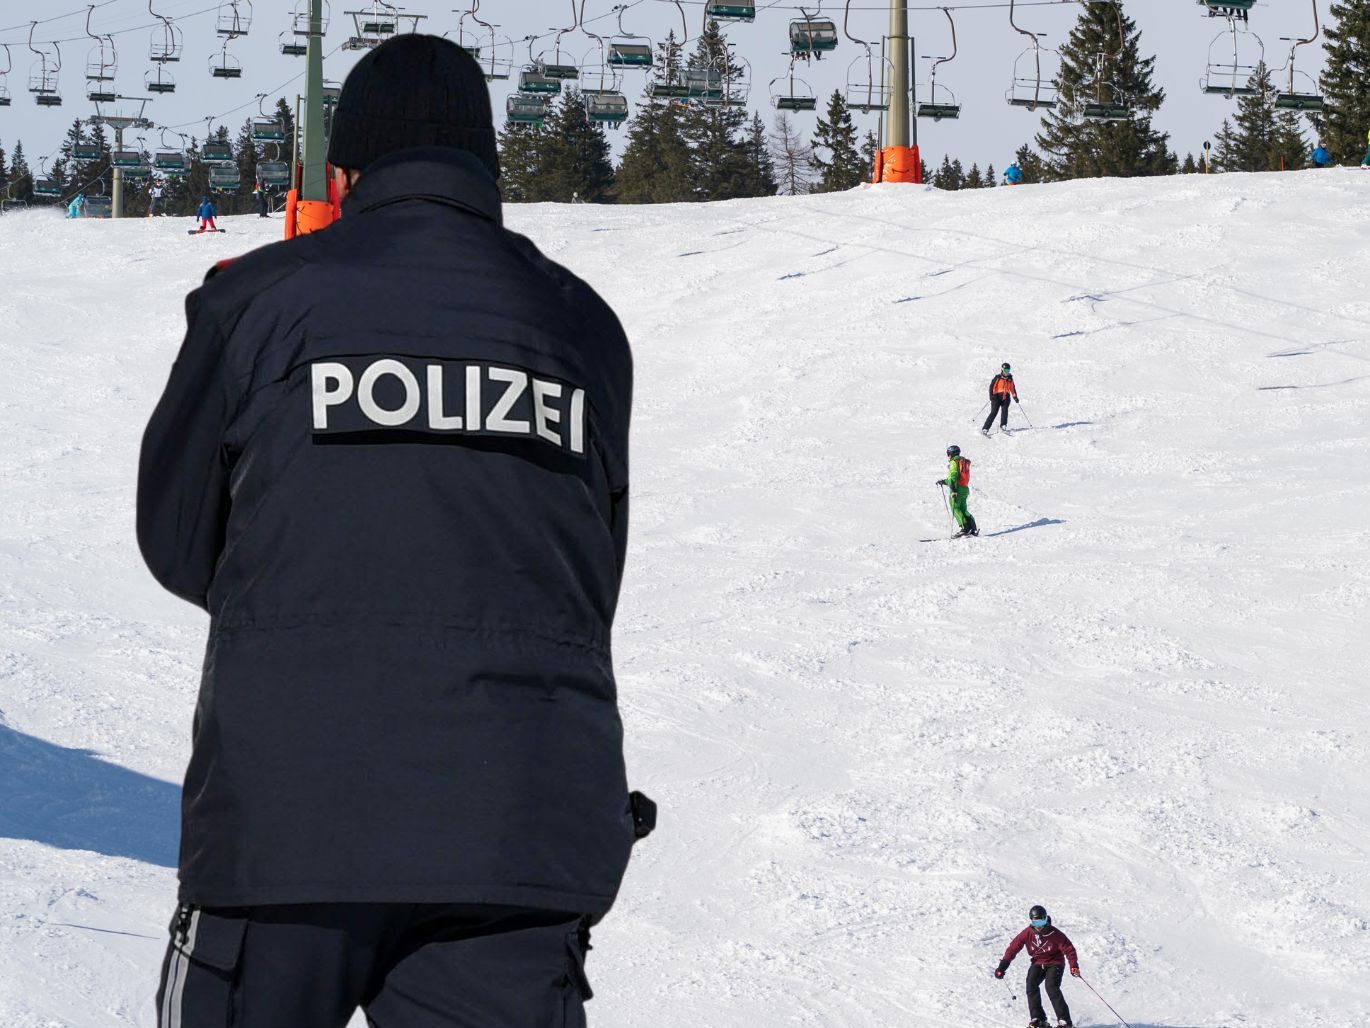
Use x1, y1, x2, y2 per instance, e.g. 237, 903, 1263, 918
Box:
561, 920, 593, 1028
157, 906, 249, 1028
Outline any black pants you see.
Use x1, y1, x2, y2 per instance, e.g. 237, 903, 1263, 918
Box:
983, 394, 1012, 432
1025, 963, 1072, 1025
155, 903, 591, 1028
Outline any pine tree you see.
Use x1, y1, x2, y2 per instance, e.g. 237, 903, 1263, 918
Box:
681, 21, 752, 200
1212, 118, 1240, 171
933, 154, 965, 190
769, 113, 814, 195
737, 113, 778, 198
985, 163, 998, 187
860, 130, 878, 181
965, 163, 984, 189
1035, 0, 1174, 179
234, 118, 260, 211
1216, 63, 1307, 171
1013, 144, 1047, 183
497, 120, 550, 202
1180, 153, 1199, 173
274, 97, 299, 166
616, 32, 694, 203
810, 91, 864, 191
537, 90, 617, 203
0, 140, 8, 204
8, 141, 33, 203
1314, 0, 1370, 163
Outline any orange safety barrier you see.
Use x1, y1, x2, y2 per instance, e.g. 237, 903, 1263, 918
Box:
283, 171, 341, 240
875, 145, 923, 184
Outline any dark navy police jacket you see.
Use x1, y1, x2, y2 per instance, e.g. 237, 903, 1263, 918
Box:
138, 148, 636, 913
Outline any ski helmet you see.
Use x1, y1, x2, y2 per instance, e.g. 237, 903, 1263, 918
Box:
1029, 905, 1050, 928
947, 444, 961, 458
1001, 362, 1012, 373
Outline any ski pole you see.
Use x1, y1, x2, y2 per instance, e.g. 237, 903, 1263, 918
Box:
1016, 402, 1034, 429
1079, 975, 1131, 1028
938, 483, 956, 528
974, 400, 989, 423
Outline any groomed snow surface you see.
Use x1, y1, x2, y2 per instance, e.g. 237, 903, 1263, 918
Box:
2, 170, 1368, 1028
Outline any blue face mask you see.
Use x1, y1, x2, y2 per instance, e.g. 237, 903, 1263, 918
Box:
1030, 918, 1048, 929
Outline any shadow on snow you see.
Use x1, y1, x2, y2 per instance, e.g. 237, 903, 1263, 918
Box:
0, 724, 179, 867
985, 517, 1066, 538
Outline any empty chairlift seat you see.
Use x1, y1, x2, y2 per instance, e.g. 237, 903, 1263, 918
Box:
155, 151, 188, 174
34, 178, 62, 196
208, 163, 241, 191
256, 161, 290, 187
252, 117, 286, 142
204, 140, 234, 161
517, 68, 561, 94
686, 67, 724, 101
84, 195, 113, 217
609, 42, 652, 68
112, 150, 144, 167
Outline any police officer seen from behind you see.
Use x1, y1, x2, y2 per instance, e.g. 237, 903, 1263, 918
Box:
139, 34, 652, 1028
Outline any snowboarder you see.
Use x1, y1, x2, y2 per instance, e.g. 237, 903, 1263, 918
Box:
194, 195, 217, 232
139, 33, 651, 1028
1312, 141, 1333, 168
148, 182, 163, 218
254, 179, 270, 218
1005, 162, 1024, 186
938, 444, 978, 538
982, 362, 1020, 435
995, 905, 1081, 1028
66, 193, 85, 219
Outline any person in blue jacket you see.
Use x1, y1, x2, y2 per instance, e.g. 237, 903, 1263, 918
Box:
1312, 142, 1333, 167
195, 195, 217, 232
1005, 162, 1024, 186
67, 193, 85, 218
1361, 128, 1370, 167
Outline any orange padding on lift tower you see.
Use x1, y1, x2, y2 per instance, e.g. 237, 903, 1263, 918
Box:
283, 173, 341, 240
874, 145, 922, 184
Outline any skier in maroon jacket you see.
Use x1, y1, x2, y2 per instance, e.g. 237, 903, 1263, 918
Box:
994, 905, 1080, 1028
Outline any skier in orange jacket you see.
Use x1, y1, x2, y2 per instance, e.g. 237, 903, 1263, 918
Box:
982, 362, 1019, 436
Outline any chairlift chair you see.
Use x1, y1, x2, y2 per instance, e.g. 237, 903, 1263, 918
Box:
583, 89, 629, 127
705, 3, 756, 22
506, 93, 549, 125
35, 177, 62, 196
292, 0, 330, 36
1274, 0, 1325, 113
770, 64, 816, 112
257, 161, 291, 188
1006, 0, 1059, 111
1197, 0, 1254, 16
540, 61, 580, 81
1201, 19, 1264, 97
210, 47, 243, 79
204, 139, 234, 161
0, 47, 10, 107
1082, 99, 1130, 120
217, 1, 252, 38
845, 57, 891, 113
918, 9, 962, 121
74, 140, 101, 160
252, 118, 286, 142
0, 85, 9, 107
1079, 3, 1129, 122
648, 72, 690, 100
609, 42, 653, 68
685, 66, 724, 103
146, 65, 176, 93
517, 67, 562, 95
154, 150, 187, 174
112, 150, 143, 168
789, 18, 839, 57
208, 163, 241, 191
280, 32, 308, 57
84, 7, 117, 103
28, 29, 63, 106
321, 81, 341, 107
84, 195, 113, 218
123, 162, 152, 182
149, 3, 183, 63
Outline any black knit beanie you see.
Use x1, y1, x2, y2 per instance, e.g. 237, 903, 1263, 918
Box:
327, 34, 499, 179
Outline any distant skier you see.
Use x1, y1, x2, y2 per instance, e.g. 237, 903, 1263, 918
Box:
1312, 142, 1333, 168
67, 193, 85, 219
195, 195, 217, 233
148, 182, 164, 218
937, 444, 978, 538
254, 179, 270, 218
1361, 128, 1370, 167
982, 362, 1019, 435
995, 905, 1080, 1028
1005, 162, 1024, 186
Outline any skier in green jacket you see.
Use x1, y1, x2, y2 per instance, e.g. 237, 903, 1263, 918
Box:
938, 445, 978, 538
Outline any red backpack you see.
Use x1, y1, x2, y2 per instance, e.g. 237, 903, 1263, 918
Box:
955, 457, 971, 487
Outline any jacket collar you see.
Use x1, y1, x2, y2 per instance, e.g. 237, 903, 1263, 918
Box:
343, 147, 502, 226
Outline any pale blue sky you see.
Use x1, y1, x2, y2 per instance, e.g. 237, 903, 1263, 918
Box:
0, 0, 1334, 177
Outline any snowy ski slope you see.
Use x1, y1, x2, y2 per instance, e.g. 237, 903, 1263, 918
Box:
1, 170, 1368, 1028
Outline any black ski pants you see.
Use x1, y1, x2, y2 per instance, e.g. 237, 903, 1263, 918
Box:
983, 393, 1013, 432
155, 903, 592, 1028
1025, 963, 1072, 1025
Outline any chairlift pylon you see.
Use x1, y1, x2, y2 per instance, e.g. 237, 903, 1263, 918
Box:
1275, 0, 1324, 112
1005, 0, 1059, 111
1201, 14, 1264, 97
28, 24, 63, 107
918, 8, 962, 121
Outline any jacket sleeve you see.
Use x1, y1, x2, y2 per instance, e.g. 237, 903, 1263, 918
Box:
136, 288, 235, 610
945, 458, 958, 489
1002, 927, 1030, 964
1057, 930, 1078, 969
1011, 379, 1019, 399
